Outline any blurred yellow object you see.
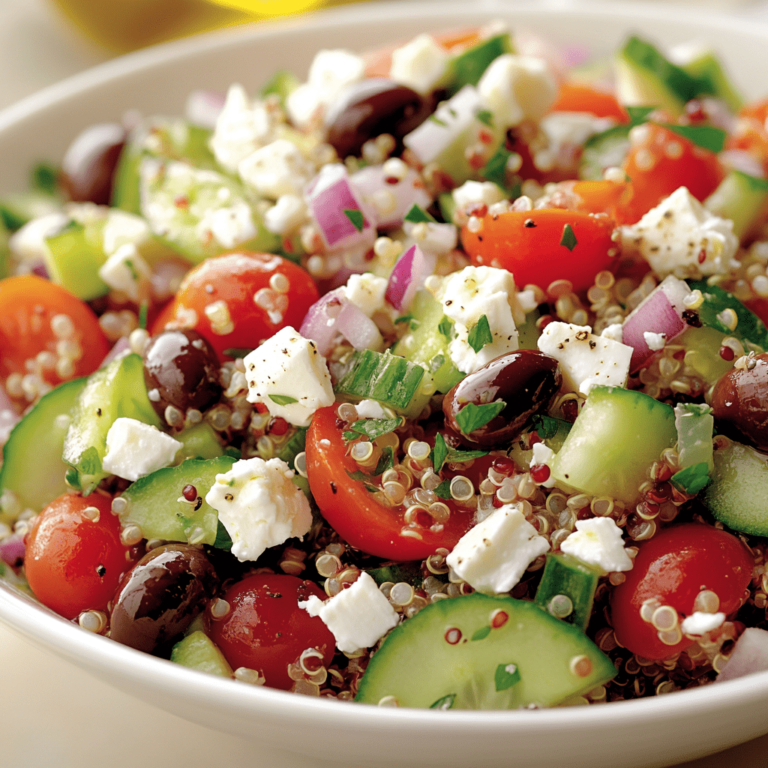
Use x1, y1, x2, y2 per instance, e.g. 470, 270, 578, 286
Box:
48, 0, 351, 53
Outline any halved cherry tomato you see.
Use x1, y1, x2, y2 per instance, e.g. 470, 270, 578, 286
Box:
306, 406, 475, 560
0, 275, 109, 388
610, 523, 753, 661
151, 251, 319, 360
25, 492, 139, 620
550, 83, 628, 123
570, 179, 632, 221
621, 123, 724, 224
207, 573, 334, 691
461, 208, 617, 293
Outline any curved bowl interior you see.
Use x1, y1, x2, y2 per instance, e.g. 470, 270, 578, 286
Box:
2, 3, 768, 767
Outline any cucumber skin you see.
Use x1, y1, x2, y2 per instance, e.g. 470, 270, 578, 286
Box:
355, 594, 614, 710
170, 630, 232, 678
550, 386, 676, 505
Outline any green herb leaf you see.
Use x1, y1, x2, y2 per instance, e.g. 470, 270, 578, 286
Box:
455, 401, 506, 434
475, 109, 494, 127
343, 208, 365, 232
65, 468, 81, 490
494, 662, 521, 692
471, 625, 492, 641
467, 314, 493, 353
269, 394, 299, 406
138, 300, 149, 331
429, 114, 448, 128
223, 348, 252, 359
374, 446, 394, 475
404, 203, 436, 224
480, 145, 513, 189
395, 313, 414, 325
532, 414, 561, 441
429, 354, 446, 374
344, 417, 401, 443
276, 427, 307, 469
430, 693, 456, 710
670, 462, 710, 495
656, 123, 726, 153
626, 106, 655, 125
438, 315, 455, 341
432, 432, 449, 474
213, 520, 233, 551
433, 480, 452, 499
224, 446, 242, 460
32, 162, 58, 195
560, 223, 578, 251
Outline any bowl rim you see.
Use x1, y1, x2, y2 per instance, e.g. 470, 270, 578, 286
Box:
2, 0, 768, 733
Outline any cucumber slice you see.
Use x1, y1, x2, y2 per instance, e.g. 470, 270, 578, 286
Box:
674, 44, 743, 113
355, 594, 615, 709
170, 630, 233, 678
366, 561, 423, 587
445, 33, 513, 94
62, 353, 162, 493
534, 553, 599, 633
118, 455, 235, 545
705, 170, 768, 243
0, 377, 87, 522
176, 422, 224, 461
0, 190, 62, 231
550, 386, 677, 505
44, 220, 108, 301
674, 403, 714, 471
677, 325, 735, 386
702, 439, 768, 536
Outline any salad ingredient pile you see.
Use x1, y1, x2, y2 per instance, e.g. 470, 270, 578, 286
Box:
3, 22, 768, 709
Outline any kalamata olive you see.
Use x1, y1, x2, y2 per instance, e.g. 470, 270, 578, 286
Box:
324, 78, 430, 158
711, 353, 768, 450
143, 329, 222, 420
443, 350, 562, 449
109, 544, 219, 654
60, 122, 126, 205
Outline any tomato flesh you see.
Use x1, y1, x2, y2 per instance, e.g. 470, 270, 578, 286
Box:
25, 493, 139, 620
207, 573, 334, 690
610, 523, 754, 660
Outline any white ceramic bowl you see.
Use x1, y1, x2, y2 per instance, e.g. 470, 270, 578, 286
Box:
2, 3, 768, 767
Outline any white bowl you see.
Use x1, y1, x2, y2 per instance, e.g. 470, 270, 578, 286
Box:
2, 2, 768, 767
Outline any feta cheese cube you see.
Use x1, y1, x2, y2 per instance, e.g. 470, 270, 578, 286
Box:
477, 54, 557, 128
238, 139, 316, 199
195, 199, 257, 250
263, 194, 308, 236
299, 571, 399, 653
354, 399, 390, 420
342, 273, 389, 318
244, 326, 334, 427
205, 457, 312, 563
537, 321, 632, 395
389, 33, 449, 95
560, 518, 633, 574
102, 417, 182, 482
452, 180, 506, 213
101, 210, 153, 257
619, 186, 739, 280
98, 243, 151, 302
681, 611, 726, 637
403, 220, 458, 257
446, 503, 550, 593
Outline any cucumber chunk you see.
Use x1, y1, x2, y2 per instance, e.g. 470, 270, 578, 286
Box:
674, 45, 743, 112
170, 630, 233, 678
176, 422, 224, 461
118, 455, 236, 546
445, 33, 513, 94
534, 553, 599, 632
705, 171, 768, 243
550, 386, 677, 505
62, 353, 162, 493
355, 594, 615, 709
702, 439, 768, 536
0, 377, 87, 523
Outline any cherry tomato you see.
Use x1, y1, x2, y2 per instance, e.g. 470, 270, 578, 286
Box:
550, 83, 628, 123
207, 573, 334, 691
151, 251, 319, 360
0, 275, 110, 389
461, 208, 617, 293
620, 122, 724, 224
611, 523, 753, 661
570, 179, 633, 221
305, 406, 475, 560
25, 493, 139, 620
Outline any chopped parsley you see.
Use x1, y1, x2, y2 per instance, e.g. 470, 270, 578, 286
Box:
455, 401, 506, 434
467, 314, 493, 353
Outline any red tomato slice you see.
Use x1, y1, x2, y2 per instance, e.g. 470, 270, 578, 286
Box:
305, 406, 475, 561
151, 251, 319, 360
610, 523, 753, 661
461, 208, 617, 293
550, 83, 629, 123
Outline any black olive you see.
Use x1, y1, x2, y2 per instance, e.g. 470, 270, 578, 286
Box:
443, 350, 562, 449
324, 78, 431, 157
109, 544, 219, 655
143, 329, 222, 419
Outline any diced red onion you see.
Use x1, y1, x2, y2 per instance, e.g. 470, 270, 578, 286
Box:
0, 533, 25, 570
334, 300, 383, 351
351, 165, 431, 229
100, 336, 131, 369
299, 289, 346, 356
31, 262, 49, 279
385, 244, 435, 312
720, 149, 766, 179
717, 628, 768, 682
185, 90, 226, 129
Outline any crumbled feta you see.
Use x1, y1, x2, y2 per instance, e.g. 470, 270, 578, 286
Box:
681, 611, 726, 637
101, 210, 153, 256
102, 417, 182, 482
244, 326, 334, 427
263, 194, 308, 235
389, 33, 449, 94
560, 518, 633, 574
619, 186, 739, 280
97, 243, 151, 302
8, 211, 69, 265
601, 323, 624, 343
402, 219, 458, 256
477, 54, 557, 128
210, 84, 276, 174
342, 273, 389, 318
195, 199, 257, 250
238, 139, 316, 199
436, 265, 526, 374
205, 457, 312, 563
452, 180, 506, 212
537, 321, 632, 395
643, 331, 667, 352
355, 399, 390, 420
446, 503, 550, 593
531, 441, 556, 488
287, 49, 366, 128
299, 572, 399, 653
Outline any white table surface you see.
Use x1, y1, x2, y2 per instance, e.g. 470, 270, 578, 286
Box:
3, 1, 768, 766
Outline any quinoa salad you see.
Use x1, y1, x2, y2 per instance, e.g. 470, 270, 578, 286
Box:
2, 21, 768, 710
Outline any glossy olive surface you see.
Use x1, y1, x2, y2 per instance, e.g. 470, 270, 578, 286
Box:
443, 350, 562, 448
109, 544, 219, 654
143, 329, 222, 419
711, 353, 768, 450
325, 78, 430, 157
